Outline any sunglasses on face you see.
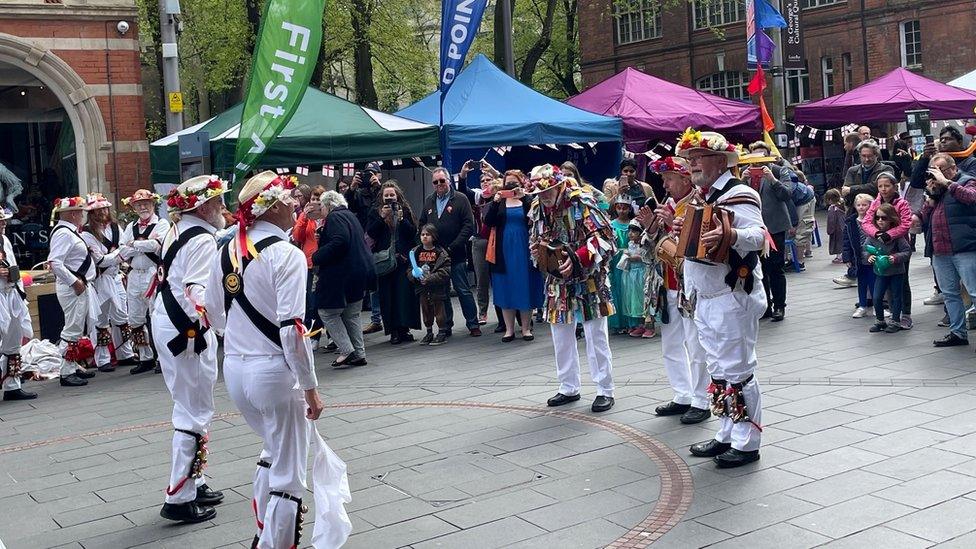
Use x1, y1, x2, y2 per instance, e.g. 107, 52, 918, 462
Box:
433, 179, 449, 184
874, 215, 889, 221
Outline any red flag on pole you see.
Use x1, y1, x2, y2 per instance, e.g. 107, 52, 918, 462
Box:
759, 96, 775, 132
748, 66, 767, 95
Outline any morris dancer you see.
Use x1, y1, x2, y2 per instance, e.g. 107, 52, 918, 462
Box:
0, 207, 35, 400
155, 176, 227, 522
638, 157, 710, 425
675, 129, 767, 468
48, 197, 96, 387
528, 164, 617, 413
207, 171, 349, 549
119, 189, 168, 374
81, 193, 136, 372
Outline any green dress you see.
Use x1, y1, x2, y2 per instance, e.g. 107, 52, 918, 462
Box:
607, 218, 642, 331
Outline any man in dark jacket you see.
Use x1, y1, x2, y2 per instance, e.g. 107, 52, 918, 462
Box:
834, 140, 891, 287
918, 154, 976, 349
741, 154, 792, 321
313, 191, 376, 367
418, 167, 481, 336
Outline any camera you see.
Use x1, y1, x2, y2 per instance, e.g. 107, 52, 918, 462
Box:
384, 197, 399, 210
357, 169, 377, 184
116, 20, 130, 35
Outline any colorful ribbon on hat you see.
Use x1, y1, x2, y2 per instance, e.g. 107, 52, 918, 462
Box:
234, 175, 297, 262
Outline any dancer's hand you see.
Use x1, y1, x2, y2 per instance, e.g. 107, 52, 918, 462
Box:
305, 389, 324, 420
72, 279, 86, 295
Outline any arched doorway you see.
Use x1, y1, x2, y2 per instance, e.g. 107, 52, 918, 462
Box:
0, 32, 109, 198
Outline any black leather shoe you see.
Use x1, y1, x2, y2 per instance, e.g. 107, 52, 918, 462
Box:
97, 363, 116, 372
116, 357, 138, 367
390, 333, 402, 345
130, 361, 155, 374
547, 392, 581, 407
75, 368, 96, 379
195, 484, 224, 506
501, 334, 515, 343
714, 448, 761, 468
591, 396, 614, 413
3, 389, 37, 401
60, 374, 88, 387
934, 333, 969, 347
160, 502, 216, 523
154, 363, 162, 374
760, 308, 773, 320
654, 401, 691, 416
680, 407, 711, 424
770, 307, 785, 322
690, 439, 731, 457
345, 357, 367, 367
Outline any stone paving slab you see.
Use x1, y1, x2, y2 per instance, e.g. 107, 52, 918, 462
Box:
2, 225, 976, 547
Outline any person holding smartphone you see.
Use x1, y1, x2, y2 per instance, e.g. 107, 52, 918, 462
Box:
292, 185, 326, 350
608, 159, 654, 205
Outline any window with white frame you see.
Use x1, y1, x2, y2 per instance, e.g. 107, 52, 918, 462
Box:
821, 56, 834, 97
614, 0, 662, 45
786, 64, 810, 105
842, 52, 853, 91
900, 20, 921, 68
801, 0, 844, 8
693, 0, 745, 29
696, 71, 749, 101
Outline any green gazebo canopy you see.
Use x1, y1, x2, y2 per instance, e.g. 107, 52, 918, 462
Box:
150, 87, 440, 184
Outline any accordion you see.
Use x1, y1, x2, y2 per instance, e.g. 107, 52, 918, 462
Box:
676, 204, 735, 265
536, 240, 577, 278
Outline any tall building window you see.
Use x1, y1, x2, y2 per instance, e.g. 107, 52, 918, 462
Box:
801, 0, 844, 8
696, 71, 749, 100
900, 20, 922, 68
693, 0, 746, 29
614, 0, 662, 45
786, 64, 810, 105
821, 56, 834, 97
842, 53, 853, 91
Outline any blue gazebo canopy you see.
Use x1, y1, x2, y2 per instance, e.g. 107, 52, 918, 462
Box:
396, 54, 622, 149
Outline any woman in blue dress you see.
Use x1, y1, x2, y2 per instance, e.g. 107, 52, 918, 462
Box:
484, 170, 544, 342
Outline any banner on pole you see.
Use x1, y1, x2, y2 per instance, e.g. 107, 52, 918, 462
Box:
439, 0, 489, 95
232, 0, 326, 185
782, 0, 805, 69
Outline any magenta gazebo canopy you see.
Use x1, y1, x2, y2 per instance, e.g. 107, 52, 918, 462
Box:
566, 67, 762, 149
794, 67, 976, 125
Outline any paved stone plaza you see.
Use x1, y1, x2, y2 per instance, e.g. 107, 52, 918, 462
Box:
1, 245, 976, 548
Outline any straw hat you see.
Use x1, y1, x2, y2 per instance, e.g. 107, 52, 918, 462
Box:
123, 188, 160, 206
231, 171, 298, 261
83, 193, 112, 211
526, 164, 568, 195
737, 152, 780, 166
649, 156, 691, 177
676, 128, 740, 168
165, 175, 229, 213
52, 196, 85, 213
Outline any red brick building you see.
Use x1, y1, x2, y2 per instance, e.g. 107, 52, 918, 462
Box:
579, 0, 976, 122
0, 0, 149, 206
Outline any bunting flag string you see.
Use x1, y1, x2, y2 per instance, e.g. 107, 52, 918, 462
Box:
321, 165, 335, 177
527, 144, 542, 150
545, 144, 559, 150
411, 156, 423, 164
341, 163, 355, 176
567, 143, 584, 150
391, 158, 403, 166
588, 142, 598, 149
275, 167, 290, 175
296, 166, 309, 176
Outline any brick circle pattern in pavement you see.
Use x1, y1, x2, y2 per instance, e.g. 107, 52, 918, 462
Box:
0, 400, 693, 548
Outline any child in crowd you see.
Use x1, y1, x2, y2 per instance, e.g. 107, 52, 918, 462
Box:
865, 204, 912, 333
407, 224, 452, 346
845, 194, 875, 318
617, 222, 655, 338
608, 195, 642, 334
825, 188, 845, 264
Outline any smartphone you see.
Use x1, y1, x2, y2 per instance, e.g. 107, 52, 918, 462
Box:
925, 135, 935, 144
496, 189, 516, 199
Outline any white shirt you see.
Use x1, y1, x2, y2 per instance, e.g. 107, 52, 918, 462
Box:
80, 223, 122, 279
205, 220, 317, 390
153, 214, 216, 322
0, 235, 24, 294
48, 220, 95, 286
120, 215, 170, 271
684, 171, 767, 296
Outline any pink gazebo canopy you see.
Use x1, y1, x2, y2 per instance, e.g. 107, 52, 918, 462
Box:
794, 67, 976, 125
566, 67, 762, 150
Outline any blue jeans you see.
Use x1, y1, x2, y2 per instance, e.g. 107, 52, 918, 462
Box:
444, 261, 479, 331
304, 270, 322, 340
933, 252, 976, 339
370, 291, 382, 324
874, 273, 904, 323
856, 265, 876, 308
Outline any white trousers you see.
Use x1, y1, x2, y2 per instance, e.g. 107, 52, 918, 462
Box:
91, 274, 133, 366
224, 354, 309, 549
56, 283, 96, 376
694, 288, 766, 452
0, 290, 30, 391
126, 268, 156, 361
660, 289, 709, 409
153, 311, 217, 504
551, 317, 614, 398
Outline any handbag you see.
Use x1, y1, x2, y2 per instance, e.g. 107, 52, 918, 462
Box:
373, 222, 398, 276
485, 227, 497, 264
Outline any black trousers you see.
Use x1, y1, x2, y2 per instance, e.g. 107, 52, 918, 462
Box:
761, 231, 787, 309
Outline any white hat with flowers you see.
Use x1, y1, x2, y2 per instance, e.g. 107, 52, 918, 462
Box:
166, 175, 229, 213
83, 192, 112, 211
676, 128, 740, 168
231, 170, 298, 261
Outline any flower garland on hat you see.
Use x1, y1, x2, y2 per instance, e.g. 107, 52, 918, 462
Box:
122, 190, 161, 207
676, 127, 737, 155
528, 164, 566, 193
50, 196, 86, 226
166, 176, 227, 212
649, 156, 691, 177
232, 174, 297, 264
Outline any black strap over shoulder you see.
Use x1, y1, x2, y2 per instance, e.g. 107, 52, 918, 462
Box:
219, 236, 285, 348
158, 226, 213, 356
51, 225, 93, 283
101, 223, 120, 251
134, 222, 161, 265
